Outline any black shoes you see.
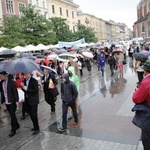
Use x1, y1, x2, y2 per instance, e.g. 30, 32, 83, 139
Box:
8, 131, 16, 137
31, 128, 34, 131
33, 130, 40, 135
51, 112, 55, 115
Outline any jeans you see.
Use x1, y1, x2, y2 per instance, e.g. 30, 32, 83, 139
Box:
62, 102, 78, 129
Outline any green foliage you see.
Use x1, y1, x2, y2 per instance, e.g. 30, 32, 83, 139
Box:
50, 17, 75, 42
74, 24, 98, 43
0, 5, 97, 48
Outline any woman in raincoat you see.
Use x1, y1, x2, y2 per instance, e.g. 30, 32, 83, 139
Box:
67, 66, 80, 120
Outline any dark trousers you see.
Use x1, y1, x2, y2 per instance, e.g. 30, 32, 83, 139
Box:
109, 64, 114, 75
22, 102, 29, 117
137, 72, 144, 84
62, 102, 78, 129
44, 92, 55, 112
79, 69, 83, 76
6, 103, 19, 131
26, 101, 39, 130
142, 129, 150, 150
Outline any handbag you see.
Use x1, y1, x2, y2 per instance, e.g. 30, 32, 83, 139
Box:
132, 103, 150, 130
51, 87, 59, 97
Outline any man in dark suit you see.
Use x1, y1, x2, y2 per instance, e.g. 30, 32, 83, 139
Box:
41, 68, 58, 115
21, 73, 40, 135
0, 72, 20, 137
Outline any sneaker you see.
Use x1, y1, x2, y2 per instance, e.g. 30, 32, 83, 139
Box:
51, 112, 55, 115
58, 128, 66, 132
67, 114, 72, 120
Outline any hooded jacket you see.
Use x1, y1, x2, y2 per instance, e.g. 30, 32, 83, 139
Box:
61, 73, 78, 104
68, 66, 80, 92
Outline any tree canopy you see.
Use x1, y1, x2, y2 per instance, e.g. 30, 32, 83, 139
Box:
0, 5, 98, 48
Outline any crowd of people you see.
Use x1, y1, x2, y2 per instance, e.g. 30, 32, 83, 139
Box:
1, 41, 150, 150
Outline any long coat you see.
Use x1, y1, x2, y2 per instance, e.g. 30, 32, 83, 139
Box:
23, 77, 39, 106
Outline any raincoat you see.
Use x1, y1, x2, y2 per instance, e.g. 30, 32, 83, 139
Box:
68, 66, 80, 92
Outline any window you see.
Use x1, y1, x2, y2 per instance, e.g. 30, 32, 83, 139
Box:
43, 1, 45, 8
6, 0, 14, 14
73, 26, 75, 32
72, 11, 74, 18
66, 9, 69, 17
142, 23, 145, 32
52, 5, 55, 14
18, 3, 25, 15
60, 7, 62, 15
29, 0, 32, 4
36, 0, 39, 7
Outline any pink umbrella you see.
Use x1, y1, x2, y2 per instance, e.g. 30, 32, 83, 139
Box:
140, 50, 150, 56
47, 54, 58, 60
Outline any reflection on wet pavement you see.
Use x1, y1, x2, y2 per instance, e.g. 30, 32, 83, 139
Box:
0, 58, 141, 150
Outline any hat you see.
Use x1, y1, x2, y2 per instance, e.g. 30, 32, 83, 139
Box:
0, 71, 7, 75
142, 59, 150, 72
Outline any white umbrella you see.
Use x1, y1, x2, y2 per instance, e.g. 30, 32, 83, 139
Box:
0, 47, 9, 52
36, 44, 48, 50
56, 53, 78, 62
82, 52, 94, 58
11, 46, 28, 52
25, 44, 39, 51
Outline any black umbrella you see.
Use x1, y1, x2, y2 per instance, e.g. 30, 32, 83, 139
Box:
0, 49, 16, 57
133, 53, 148, 62
3, 58, 41, 74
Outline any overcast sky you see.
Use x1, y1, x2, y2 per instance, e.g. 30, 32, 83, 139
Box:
73, 0, 141, 29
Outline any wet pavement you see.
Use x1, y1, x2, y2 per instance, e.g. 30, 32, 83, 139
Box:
0, 58, 143, 150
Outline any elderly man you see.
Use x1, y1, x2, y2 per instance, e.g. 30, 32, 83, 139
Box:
21, 73, 40, 135
132, 59, 150, 150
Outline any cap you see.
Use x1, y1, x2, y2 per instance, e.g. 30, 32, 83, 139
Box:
142, 59, 150, 72
0, 71, 7, 75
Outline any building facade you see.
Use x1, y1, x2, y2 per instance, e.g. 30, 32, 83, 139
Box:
28, 0, 50, 19
1, 0, 28, 17
105, 21, 112, 42
0, 0, 3, 24
133, 0, 150, 41
77, 13, 107, 42
49, 0, 79, 32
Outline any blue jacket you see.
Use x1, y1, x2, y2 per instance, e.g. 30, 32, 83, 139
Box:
98, 56, 106, 67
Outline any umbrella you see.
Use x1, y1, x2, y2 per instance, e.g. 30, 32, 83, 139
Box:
0, 49, 16, 58
133, 53, 148, 62
112, 49, 122, 54
82, 52, 94, 58
140, 50, 150, 56
56, 53, 78, 62
3, 58, 41, 74
47, 54, 58, 60
40, 65, 58, 76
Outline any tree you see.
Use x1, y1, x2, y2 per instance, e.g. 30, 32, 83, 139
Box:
0, 15, 26, 48
74, 24, 98, 43
0, 5, 57, 48
50, 17, 74, 42
20, 5, 56, 45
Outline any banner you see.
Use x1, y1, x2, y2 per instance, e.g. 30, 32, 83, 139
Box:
58, 38, 85, 48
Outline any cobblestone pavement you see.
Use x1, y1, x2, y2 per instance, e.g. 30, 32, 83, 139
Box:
0, 58, 143, 150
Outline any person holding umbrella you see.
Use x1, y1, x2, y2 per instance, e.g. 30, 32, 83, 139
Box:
0, 71, 20, 137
